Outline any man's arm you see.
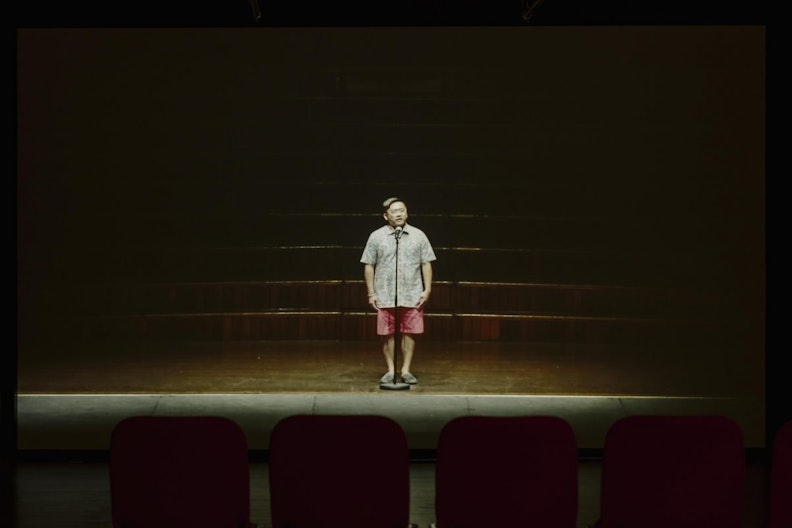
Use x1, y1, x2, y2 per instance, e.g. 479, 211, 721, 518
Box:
364, 264, 377, 308
418, 261, 433, 308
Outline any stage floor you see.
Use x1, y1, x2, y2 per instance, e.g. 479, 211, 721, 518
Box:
16, 340, 766, 450
17, 340, 763, 397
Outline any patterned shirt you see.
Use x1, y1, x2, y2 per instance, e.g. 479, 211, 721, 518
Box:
360, 223, 437, 308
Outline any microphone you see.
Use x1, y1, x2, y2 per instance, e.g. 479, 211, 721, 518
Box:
394, 226, 403, 240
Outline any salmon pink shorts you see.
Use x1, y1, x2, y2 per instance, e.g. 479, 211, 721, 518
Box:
377, 307, 424, 335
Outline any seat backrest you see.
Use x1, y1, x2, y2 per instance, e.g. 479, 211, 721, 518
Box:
109, 415, 250, 528
770, 419, 792, 528
434, 415, 578, 527
268, 414, 410, 528
598, 414, 745, 528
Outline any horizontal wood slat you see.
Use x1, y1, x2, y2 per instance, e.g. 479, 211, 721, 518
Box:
62, 246, 724, 287
74, 312, 720, 345
60, 278, 730, 345
74, 280, 722, 320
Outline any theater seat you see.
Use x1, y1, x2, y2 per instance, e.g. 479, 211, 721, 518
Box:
770, 419, 792, 528
268, 414, 415, 528
109, 415, 252, 528
432, 415, 578, 527
597, 415, 745, 528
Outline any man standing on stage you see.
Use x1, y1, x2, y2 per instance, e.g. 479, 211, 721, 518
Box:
361, 197, 436, 385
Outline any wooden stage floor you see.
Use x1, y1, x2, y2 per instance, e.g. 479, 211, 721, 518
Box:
15, 339, 766, 451
17, 339, 763, 398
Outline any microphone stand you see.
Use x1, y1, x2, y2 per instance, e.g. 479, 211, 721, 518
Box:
381, 227, 410, 391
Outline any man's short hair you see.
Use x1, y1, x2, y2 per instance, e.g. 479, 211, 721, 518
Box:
382, 197, 405, 212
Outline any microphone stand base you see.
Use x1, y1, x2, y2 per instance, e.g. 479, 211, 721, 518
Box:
380, 381, 411, 391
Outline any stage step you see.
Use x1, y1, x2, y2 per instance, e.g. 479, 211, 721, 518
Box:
74, 311, 722, 345
73, 280, 722, 319
53, 279, 738, 345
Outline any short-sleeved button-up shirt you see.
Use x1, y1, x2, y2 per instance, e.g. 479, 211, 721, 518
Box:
360, 223, 437, 308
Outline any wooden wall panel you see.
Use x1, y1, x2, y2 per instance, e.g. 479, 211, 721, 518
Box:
18, 29, 762, 352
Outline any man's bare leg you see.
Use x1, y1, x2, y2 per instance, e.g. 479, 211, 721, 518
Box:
381, 335, 395, 380
400, 334, 415, 375
399, 334, 418, 384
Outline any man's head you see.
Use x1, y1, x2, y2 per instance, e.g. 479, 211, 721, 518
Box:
382, 197, 408, 227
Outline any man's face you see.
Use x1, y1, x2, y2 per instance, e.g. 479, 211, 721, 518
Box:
383, 202, 408, 227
